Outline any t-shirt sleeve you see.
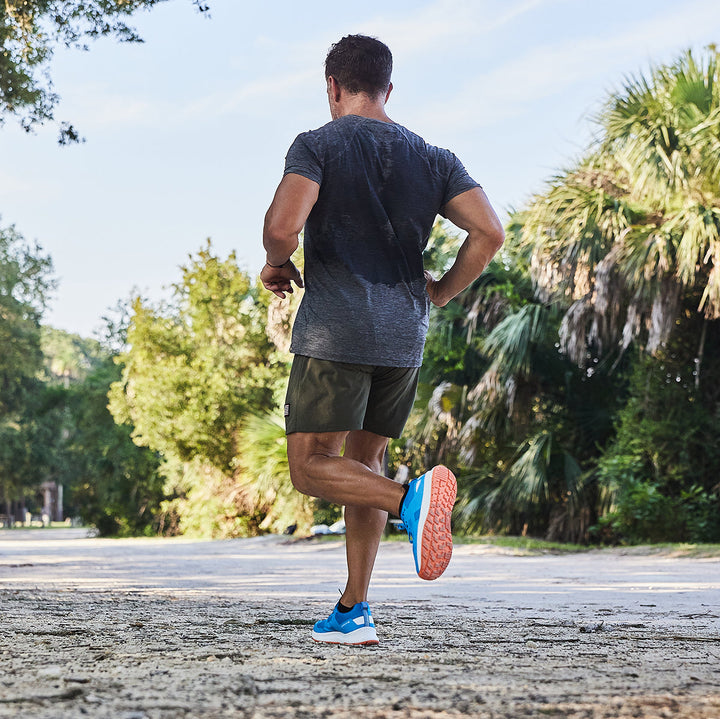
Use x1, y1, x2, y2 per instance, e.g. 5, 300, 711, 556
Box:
283, 133, 323, 185
440, 153, 481, 214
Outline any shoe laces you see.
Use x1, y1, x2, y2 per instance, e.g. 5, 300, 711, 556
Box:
396, 521, 413, 542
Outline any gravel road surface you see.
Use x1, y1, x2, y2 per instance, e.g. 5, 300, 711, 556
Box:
1, 529, 718, 718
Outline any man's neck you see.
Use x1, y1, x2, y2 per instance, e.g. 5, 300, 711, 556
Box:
332, 95, 392, 123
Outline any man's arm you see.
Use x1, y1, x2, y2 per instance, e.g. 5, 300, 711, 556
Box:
425, 187, 505, 307
261, 173, 319, 298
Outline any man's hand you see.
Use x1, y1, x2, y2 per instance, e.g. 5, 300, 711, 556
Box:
425, 187, 504, 307
424, 270, 449, 307
260, 261, 304, 299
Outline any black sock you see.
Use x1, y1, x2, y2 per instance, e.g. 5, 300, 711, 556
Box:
337, 601, 354, 613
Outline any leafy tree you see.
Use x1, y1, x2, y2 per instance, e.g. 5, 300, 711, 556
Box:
66, 357, 165, 536
0, 222, 54, 517
0, 419, 30, 519
514, 48, 720, 542
1, 322, 165, 536
0, 222, 54, 406
522, 48, 720, 368
109, 242, 282, 472
0, 224, 163, 534
109, 242, 295, 537
596, 326, 720, 543
40, 326, 105, 384
0, 0, 209, 142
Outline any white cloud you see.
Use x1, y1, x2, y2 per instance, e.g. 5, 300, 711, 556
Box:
182, 69, 319, 120
59, 82, 175, 129
409, 0, 720, 134
365, 0, 563, 56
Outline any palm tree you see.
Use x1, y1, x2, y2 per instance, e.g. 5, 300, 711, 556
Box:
523, 48, 720, 370
405, 229, 611, 541
408, 48, 720, 542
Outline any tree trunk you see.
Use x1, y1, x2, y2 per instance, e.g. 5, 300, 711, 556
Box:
2, 484, 10, 527
694, 318, 708, 391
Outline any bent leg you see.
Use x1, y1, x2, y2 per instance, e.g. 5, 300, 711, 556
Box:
286, 431, 404, 515
340, 430, 392, 607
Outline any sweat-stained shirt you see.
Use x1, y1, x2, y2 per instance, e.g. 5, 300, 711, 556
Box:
283, 114, 480, 367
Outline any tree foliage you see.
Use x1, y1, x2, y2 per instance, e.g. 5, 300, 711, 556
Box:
522, 49, 720, 366
0, 221, 166, 533
0, 222, 54, 408
109, 243, 307, 537
0, 222, 54, 513
66, 356, 165, 536
0, 0, 209, 141
109, 242, 281, 471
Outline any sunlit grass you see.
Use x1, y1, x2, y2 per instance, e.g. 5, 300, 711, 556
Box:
303, 532, 720, 557
453, 535, 589, 553
602, 542, 720, 558
380, 532, 587, 553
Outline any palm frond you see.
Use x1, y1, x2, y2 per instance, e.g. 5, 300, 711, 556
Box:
481, 303, 550, 379
234, 410, 313, 533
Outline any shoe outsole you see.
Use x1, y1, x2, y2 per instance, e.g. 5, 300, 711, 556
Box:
311, 629, 379, 646
311, 637, 380, 646
418, 465, 457, 581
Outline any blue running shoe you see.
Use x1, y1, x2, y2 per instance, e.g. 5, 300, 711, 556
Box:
399, 465, 457, 580
311, 602, 379, 645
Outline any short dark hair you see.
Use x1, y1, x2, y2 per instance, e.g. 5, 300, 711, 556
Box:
325, 35, 392, 96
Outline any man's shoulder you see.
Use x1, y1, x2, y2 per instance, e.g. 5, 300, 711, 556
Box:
383, 122, 459, 165
290, 117, 356, 155
289, 116, 461, 177
297, 116, 358, 140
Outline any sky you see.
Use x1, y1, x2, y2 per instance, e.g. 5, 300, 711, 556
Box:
1, 0, 720, 338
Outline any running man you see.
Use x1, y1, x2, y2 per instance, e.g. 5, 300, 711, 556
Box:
260, 34, 504, 645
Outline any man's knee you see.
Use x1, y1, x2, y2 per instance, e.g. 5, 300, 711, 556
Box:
288, 460, 315, 497
286, 431, 347, 497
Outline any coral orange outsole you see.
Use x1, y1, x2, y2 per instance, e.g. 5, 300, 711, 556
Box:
418, 466, 457, 581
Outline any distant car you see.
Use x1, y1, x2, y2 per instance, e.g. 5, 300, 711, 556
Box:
310, 524, 331, 536
310, 520, 346, 536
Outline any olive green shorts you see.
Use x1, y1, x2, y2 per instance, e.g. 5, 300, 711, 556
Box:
284, 355, 420, 439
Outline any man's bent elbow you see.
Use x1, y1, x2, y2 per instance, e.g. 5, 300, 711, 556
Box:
490, 224, 505, 254
468, 223, 504, 264
483, 211, 505, 251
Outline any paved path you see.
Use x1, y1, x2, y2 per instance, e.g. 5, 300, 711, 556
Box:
1, 529, 719, 718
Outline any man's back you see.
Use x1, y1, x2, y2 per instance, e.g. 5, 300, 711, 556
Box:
285, 114, 478, 367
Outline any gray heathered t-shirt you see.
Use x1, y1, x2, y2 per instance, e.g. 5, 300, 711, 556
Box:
283, 114, 480, 367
